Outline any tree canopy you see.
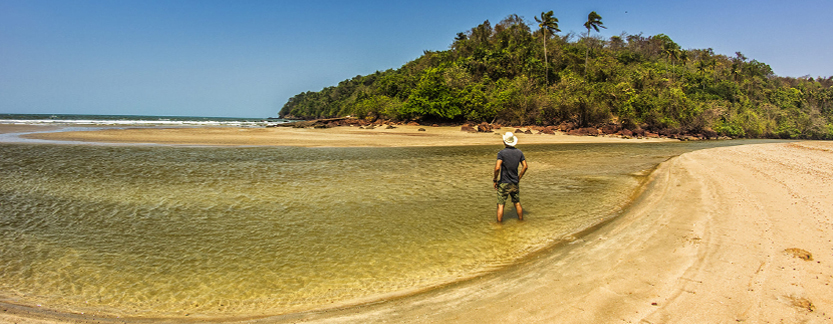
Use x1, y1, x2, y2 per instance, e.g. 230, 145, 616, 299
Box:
279, 13, 833, 139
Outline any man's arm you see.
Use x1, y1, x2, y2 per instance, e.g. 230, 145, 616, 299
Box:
519, 160, 528, 181
493, 159, 502, 189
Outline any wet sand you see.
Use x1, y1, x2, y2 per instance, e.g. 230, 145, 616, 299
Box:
0, 124, 60, 134
2, 125, 832, 323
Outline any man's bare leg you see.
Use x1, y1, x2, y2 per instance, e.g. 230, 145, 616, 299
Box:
496, 204, 505, 222
514, 202, 523, 221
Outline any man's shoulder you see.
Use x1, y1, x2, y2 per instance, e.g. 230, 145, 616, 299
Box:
498, 147, 523, 158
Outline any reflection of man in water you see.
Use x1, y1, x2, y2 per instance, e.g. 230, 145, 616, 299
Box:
493, 132, 528, 222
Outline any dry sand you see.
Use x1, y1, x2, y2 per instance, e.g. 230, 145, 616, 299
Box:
2, 126, 832, 323
16, 125, 662, 147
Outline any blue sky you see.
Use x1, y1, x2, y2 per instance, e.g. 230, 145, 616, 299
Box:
1, 0, 831, 118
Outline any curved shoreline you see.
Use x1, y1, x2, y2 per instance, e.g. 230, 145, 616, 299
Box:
2, 127, 831, 323
241, 141, 832, 324
0, 153, 655, 324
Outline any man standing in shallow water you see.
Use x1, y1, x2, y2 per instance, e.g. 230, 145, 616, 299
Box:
493, 132, 528, 222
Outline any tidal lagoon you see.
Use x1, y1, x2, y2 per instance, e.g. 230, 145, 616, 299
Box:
0, 140, 765, 318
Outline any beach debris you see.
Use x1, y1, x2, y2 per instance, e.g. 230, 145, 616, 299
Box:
418, 128, 426, 131
784, 248, 813, 261
385, 125, 397, 129
461, 124, 476, 132
786, 295, 815, 312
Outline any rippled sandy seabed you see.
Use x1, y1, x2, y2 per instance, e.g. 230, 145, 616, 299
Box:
0, 136, 770, 320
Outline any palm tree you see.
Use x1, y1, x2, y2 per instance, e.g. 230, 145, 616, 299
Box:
534, 10, 560, 85
697, 59, 708, 76
663, 43, 680, 65
662, 42, 680, 79
583, 11, 606, 77
696, 57, 716, 90
679, 50, 690, 67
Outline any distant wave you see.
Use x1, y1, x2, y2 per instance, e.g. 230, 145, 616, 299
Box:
0, 114, 291, 127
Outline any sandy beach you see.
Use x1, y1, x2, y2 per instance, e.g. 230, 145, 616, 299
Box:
16, 125, 663, 147
2, 125, 831, 323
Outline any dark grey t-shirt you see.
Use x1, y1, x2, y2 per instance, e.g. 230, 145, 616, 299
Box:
497, 147, 525, 184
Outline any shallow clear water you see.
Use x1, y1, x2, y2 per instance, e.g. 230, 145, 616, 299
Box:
0, 141, 760, 317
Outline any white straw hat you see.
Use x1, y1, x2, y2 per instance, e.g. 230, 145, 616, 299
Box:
502, 132, 518, 146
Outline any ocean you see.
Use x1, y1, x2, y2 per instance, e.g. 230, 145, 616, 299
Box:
0, 113, 289, 127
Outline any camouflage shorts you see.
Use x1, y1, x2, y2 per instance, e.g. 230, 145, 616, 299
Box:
496, 182, 520, 205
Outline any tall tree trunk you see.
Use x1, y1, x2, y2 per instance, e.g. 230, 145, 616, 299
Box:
584, 29, 589, 78
543, 31, 549, 85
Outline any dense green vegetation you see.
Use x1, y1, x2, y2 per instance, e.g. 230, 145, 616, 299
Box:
279, 12, 833, 139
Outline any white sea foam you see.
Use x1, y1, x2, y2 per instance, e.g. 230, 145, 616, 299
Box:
0, 118, 280, 127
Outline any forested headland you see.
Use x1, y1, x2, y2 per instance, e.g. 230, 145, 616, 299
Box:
279, 12, 833, 139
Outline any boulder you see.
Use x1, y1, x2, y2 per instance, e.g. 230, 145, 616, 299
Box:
632, 128, 646, 137
461, 124, 476, 132
659, 129, 678, 137
601, 124, 620, 134
568, 127, 600, 136
558, 122, 576, 132
418, 128, 426, 131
